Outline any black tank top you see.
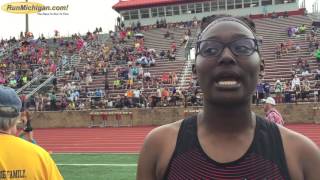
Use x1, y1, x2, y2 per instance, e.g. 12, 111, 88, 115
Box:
26, 119, 32, 128
164, 115, 291, 180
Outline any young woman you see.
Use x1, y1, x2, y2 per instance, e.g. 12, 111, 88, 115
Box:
18, 109, 37, 144
137, 15, 320, 179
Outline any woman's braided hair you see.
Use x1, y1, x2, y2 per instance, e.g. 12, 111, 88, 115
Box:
200, 14, 256, 35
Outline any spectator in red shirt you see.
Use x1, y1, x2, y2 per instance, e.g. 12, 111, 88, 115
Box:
120, 30, 126, 43
162, 73, 169, 84
263, 97, 284, 125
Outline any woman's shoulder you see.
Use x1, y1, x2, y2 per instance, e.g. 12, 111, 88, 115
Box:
277, 125, 320, 178
278, 125, 319, 154
140, 120, 183, 157
145, 120, 183, 146
138, 120, 184, 179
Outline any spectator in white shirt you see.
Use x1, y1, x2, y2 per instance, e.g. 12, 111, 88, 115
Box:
144, 71, 151, 88
133, 88, 141, 106
291, 75, 300, 90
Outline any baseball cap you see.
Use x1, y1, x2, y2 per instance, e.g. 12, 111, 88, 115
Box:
262, 97, 276, 105
0, 86, 22, 117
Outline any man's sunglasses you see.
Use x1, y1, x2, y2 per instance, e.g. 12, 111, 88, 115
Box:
196, 38, 259, 57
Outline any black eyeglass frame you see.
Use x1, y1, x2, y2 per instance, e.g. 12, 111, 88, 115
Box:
196, 38, 260, 58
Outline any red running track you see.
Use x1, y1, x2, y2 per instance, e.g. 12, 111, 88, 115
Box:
34, 124, 320, 153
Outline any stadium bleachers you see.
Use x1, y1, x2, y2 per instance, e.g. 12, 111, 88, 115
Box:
2, 14, 319, 110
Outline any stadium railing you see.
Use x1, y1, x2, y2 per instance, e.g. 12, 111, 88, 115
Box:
16, 75, 42, 94
27, 75, 56, 98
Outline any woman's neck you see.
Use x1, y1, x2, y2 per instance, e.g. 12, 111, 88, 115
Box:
199, 101, 254, 134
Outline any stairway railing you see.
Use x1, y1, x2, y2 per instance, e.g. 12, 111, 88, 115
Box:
16, 75, 42, 94
178, 27, 200, 89
27, 75, 55, 98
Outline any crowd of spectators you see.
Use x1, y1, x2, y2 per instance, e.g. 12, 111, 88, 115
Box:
44, 17, 204, 111
274, 24, 309, 60
0, 31, 66, 89
5, 13, 320, 112
260, 19, 320, 104
0, 29, 92, 110
62, 14, 320, 110
287, 24, 306, 37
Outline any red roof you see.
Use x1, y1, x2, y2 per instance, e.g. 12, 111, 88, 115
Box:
113, 0, 201, 11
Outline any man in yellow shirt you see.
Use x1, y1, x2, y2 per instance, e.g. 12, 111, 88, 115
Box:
0, 86, 63, 180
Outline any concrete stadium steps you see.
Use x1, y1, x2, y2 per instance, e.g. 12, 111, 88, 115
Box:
53, 15, 318, 102
254, 15, 312, 31
253, 15, 316, 85
87, 28, 199, 98
54, 26, 192, 100
18, 75, 53, 95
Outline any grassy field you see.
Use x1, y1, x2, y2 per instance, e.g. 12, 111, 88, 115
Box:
52, 153, 139, 180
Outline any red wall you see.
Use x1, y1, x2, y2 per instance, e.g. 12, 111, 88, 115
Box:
249, 8, 306, 19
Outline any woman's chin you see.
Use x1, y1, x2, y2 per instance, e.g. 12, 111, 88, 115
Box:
206, 93, 250, 106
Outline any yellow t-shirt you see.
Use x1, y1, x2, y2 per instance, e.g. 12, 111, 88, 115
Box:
0, 135, 63, 180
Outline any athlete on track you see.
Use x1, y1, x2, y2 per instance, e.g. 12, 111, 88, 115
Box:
18, 108, 37, 144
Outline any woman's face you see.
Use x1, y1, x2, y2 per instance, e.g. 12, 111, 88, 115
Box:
196, 20, 261, 106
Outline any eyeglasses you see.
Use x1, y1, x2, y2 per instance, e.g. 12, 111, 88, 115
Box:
196, 38, 259, 58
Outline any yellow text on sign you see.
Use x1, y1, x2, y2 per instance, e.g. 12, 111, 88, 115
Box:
1, 2, 46, 14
